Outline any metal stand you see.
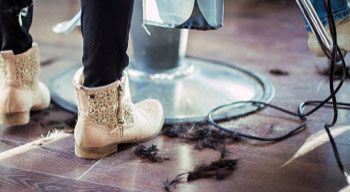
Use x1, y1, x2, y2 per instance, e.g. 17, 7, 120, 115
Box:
48, 1, 275, 124
295, 0, 338, 59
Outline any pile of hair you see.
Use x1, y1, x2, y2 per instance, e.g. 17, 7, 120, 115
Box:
317, 64, 350, 79
162, 123, 240, 158
269, 68, 289, 76
31, 104, 77, 133
164, 159, 238, 192
161, 124, 240, 191
134, 144, 170, 163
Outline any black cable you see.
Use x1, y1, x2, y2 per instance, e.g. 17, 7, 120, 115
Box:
208, 101, 307, 142
207, 0, 348, 181
322, 0, 346, 176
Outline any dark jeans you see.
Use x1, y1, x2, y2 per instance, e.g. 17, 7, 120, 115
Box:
0, 0, 33, 54
0, 0, 134, 87
305, 0, 350, 31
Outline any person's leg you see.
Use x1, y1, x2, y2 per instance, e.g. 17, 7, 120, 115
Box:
304, 0, 350, 56
0, 0, 50, 125
80, 0, 133, 87
74, 0, 164, 159
0, 0, 33, 54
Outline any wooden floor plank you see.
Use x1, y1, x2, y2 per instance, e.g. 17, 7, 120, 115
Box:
0, 164, 138, 192
0, 0, 349, 191
0, 135, 99, 180
78, 137, 346, 192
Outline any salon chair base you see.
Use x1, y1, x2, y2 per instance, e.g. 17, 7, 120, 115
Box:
48, 57, 274, 124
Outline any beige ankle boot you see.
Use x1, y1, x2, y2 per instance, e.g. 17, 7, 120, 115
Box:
308, 17, 350, 57
0, 43, 51, 125
73, 68, 164, 159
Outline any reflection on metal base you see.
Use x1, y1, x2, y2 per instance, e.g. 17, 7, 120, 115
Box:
48, 57, 274, 124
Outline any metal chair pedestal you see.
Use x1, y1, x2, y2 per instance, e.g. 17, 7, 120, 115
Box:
48, 2, 275, 124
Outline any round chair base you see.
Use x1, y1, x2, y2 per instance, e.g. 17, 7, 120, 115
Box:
48, 57, 274, 124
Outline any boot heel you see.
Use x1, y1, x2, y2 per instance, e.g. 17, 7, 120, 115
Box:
0, 111, 30, 125
75, 144, 118, 159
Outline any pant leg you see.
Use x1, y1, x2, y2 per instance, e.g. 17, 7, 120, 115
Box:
304, 0, 350, 32
0, 0, 33, 54
81, 0, 134, 87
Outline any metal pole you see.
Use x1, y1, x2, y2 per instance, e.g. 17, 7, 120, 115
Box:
295, 0, 335, 59
130, 1, 188, 73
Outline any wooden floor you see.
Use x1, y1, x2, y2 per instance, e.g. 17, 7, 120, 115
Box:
0, 0, 349, 191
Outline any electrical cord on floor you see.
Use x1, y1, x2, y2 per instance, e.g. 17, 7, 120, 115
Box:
207, 0, 349, 182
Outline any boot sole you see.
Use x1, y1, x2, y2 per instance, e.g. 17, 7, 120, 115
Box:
75, 143, 119, 159
0, 111, 30, 126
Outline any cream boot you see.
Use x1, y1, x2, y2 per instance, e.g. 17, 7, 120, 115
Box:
0, 43, 51, 125
73, 68, 164, 159
308, 17, 350, 57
